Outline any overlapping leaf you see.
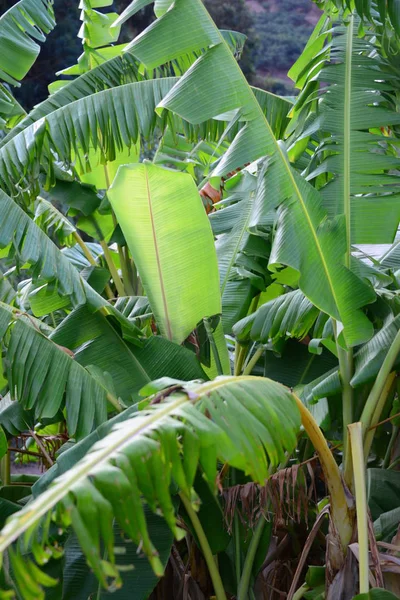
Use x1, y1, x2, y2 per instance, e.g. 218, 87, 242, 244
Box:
0, 376, 300, 598
0, 303, 111, 439
0, 189, 85, 305
0, 0, 55, 86
50, 304, 207, 403
115, 0, 376, 347
234, 289, 319, 344
305, 19, 400, 246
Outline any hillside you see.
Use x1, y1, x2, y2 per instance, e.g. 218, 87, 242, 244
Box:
249, 0, 322, 93
205, 0, 321, 94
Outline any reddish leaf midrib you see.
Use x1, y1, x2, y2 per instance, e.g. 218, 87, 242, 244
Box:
144, 168, 173, 341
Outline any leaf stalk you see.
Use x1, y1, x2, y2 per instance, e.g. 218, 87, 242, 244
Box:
179, 492, 227, 600
348, 423, 369, 594
237, 516, 265, 600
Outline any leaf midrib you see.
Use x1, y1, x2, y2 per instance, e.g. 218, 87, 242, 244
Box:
0, 393, 189, 552
343, 15, 354, 268
144, 167, 173, 340
206, 20, 342, 322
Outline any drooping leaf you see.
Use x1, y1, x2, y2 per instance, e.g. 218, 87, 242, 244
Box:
0, 377, 300, 596
0, 188, 85, 305
0, 303, 112, 439
50, 304, 207, 404
233, 290, 319, 344
0, 78, 177, 198
0, 394, 35, 437
0, 0, 55, 86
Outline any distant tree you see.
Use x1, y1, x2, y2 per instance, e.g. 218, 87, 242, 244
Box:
255, 0, 317, 74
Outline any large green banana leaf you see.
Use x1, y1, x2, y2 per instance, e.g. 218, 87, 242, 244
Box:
108, 163, 224, 346
304, 18, 400, 247
114, 0, 376, 347
0, 81, 291, 202
50, 304, 207, 402
0, 189, 85, 305
0, 376, 300, 598
0, 188, 146, 345
0, 23, 279, 148
233, 289, 320, 344
0, 0, 55, 86
0, 189, 117, 322
0, 303, 111, 439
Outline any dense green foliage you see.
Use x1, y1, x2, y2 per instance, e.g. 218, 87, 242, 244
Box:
0, 0, 319, 107
0, 0, 400, 599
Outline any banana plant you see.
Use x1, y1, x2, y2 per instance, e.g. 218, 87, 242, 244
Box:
0, 0, 400, 598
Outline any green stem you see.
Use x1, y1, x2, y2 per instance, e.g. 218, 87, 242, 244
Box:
363, 372, 396, 460
110, 206, 135, 297
242, 346, 265, 376
383, 426, 399, 469
100, 240, 126, 297
234, 295, 259, 377
0, 450, 10, 486
361, 327, 400, 435
73, 231, 114, 300
292, 584, 309, 600
348, 423, 369, 595
237, 517, 265, 600
73, 231, 98, 267
234, 342, 241, 376
118, 245, 135, 296
334, 321, 354, 486
179, 493, 227, 600
234, 344, 247, 377
125, 248, 139, 295
388, 457, 400, 470
203, 318, 224, 376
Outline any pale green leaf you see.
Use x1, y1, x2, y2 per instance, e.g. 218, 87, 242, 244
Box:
108, 163, 222, 345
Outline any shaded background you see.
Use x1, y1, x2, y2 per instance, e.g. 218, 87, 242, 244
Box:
0, 0, 321, 110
